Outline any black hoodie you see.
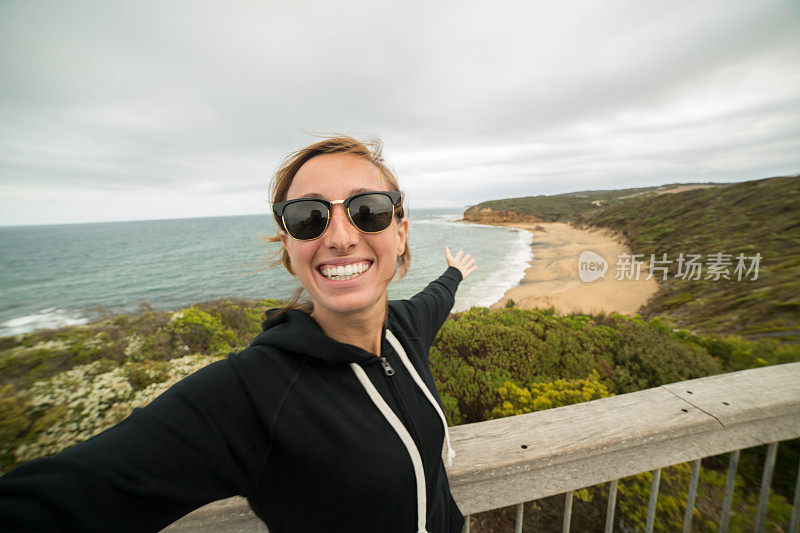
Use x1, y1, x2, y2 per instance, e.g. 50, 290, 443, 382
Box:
0, 267, 466, 533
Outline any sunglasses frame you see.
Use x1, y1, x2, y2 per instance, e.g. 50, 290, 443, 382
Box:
272, 190, 403, 241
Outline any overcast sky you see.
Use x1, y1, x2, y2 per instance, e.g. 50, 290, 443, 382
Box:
1, 0, 799, 226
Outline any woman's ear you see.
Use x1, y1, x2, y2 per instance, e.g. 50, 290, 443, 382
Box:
396, 217, 409, 256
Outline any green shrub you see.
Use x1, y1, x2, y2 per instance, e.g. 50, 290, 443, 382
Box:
490, 370, 611, 418
124, 360, 171, 391
0, 385, 30, 471
604, 313, 723, 393
615, 465, 693, 532
168, 307, 238, 354
193, 298, 279, 346
675, 332, 800, 372
429, 307, 614, 422
429, 307, 725, 423
692, 462, 793, 532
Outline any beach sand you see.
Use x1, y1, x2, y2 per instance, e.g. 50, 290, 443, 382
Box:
487, 221, 659, 316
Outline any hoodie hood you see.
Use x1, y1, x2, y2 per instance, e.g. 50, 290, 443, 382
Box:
249, 308, 381, 366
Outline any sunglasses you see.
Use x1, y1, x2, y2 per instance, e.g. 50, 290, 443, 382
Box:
272, 190, 403, 241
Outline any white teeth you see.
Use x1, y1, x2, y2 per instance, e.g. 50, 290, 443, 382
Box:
320, 261, 371, 280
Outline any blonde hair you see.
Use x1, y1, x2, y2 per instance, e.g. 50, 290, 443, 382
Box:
267, 136, 411, 312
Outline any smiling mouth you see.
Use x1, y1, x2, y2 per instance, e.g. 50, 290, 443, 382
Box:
318, 260, 373, 281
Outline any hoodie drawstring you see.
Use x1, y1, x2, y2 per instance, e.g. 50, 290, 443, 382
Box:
349, 363, 428, 533
348, 328, 456, 533
384, 329, 456, 468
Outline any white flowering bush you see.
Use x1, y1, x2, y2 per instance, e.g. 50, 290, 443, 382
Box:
116, 354, 220, 414
1, 297, 278, 471
30, 339, 70, 352
14, 354, 220, 464
123, 334, 146, 361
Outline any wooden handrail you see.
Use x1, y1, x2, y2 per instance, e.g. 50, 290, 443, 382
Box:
448, 362, 800, 515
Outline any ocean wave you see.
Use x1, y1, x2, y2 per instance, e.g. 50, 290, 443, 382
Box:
412, 214, 462, 225
415, 216, 516, 231
458, 222, 508, 229
413, 215, 515, 230
453, 228, 534, 311
0, 308, 89, 337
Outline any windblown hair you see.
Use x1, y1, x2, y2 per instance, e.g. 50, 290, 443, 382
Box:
266, 135, 410, 312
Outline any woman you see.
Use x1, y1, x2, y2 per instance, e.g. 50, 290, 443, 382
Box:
0, 136, 476, 533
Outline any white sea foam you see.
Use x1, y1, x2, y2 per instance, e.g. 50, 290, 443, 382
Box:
412, 213, 462, 225
453, 228, 534, 311
413, 214, 503, 230
0, 308, 89, 337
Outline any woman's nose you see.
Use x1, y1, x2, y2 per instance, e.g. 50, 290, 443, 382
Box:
324, 204, 358, 250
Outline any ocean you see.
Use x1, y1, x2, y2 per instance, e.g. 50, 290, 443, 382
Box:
0, 209, 532, 337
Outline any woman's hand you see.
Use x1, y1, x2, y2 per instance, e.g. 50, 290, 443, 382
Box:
445, 246, 477, 280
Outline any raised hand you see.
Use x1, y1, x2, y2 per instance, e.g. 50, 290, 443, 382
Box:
444, 246, 477, 280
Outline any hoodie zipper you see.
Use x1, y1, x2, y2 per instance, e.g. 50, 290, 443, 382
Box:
377, 351, 429, 465
349, 361, 429, 532
378, 355, 395, 376
378, 350, 431, 532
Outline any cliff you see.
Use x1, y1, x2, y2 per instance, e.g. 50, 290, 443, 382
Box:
462, 205, 542, 224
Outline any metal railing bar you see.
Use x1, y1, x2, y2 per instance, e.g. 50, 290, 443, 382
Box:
562, 491, 573, 533
515, 503, 524, 533
719, 449, 740, 533
604, 479, 618, 533
458, 443, 796, 533
790, 454, 800, 533
682, 459, 701, 533
755, 442, 779, 533
644, 468, 661, 533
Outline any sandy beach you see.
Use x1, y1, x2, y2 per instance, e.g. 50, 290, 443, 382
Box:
486, 221, 659, 316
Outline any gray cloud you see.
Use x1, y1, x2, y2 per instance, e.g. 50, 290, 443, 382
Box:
1, 0, 799, 224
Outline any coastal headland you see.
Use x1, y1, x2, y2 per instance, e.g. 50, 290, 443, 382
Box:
464, 216, 659, 316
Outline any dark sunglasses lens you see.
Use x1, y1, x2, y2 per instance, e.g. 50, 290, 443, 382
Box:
348, 194, 394, 233
283, 200, 329, 240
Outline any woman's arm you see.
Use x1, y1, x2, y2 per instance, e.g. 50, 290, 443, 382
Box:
397, 247, 477, 348
0, 354, 272, 532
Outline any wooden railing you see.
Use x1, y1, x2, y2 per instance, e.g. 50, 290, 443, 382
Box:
164, 362, 800, 532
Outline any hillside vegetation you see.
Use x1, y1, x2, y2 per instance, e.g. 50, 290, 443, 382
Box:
2, 300, 799, 530
466, 175, 800, 343
0, 298, 279, 471
463, 182, 723, 223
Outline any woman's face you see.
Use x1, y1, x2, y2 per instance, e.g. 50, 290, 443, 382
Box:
280, 153, 408, 317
